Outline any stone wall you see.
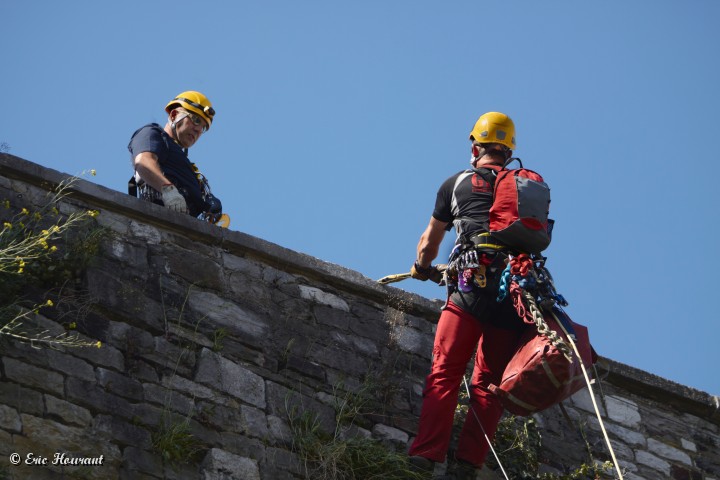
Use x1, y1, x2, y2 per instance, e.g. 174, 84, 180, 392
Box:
0, 153, 718, 480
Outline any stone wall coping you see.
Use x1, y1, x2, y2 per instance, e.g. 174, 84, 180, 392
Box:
2, 152, 718, 425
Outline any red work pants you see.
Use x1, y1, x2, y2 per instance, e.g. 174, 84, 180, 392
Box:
408, 300, 522, 467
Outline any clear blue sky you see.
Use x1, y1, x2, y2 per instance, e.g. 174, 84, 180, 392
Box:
2, 1, 719, 396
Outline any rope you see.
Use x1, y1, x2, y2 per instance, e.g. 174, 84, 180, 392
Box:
512, 284, 573, 362
551, 310, 625, 480
462, 376, 510, 480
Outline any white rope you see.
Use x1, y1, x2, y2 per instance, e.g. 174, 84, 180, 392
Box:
551, 310, 624, 480
462, 376, 510, 480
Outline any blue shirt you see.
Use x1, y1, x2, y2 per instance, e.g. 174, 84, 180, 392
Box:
128, 124, 207, 217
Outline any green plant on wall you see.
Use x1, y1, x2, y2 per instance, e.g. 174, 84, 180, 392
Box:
288, 376, 427, 480
150, 283, 208, 467
455, 384, 614, 479
152, 410, 204, 465
0, 173, 107, 348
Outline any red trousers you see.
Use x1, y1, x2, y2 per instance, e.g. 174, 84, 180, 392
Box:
408, 300, 522, 467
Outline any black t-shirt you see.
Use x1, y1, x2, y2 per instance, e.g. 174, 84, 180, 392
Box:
433, 166, 524, 330
128, 124, 207, 217
432, 166, 499, 240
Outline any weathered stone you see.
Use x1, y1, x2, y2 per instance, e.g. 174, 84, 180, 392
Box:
604, 395, 642, 426
372, 423, 409, 445
307, 343, 368, 376
165, 247, 225, 290
128, 220, 162, 244
120, 445, 164, 478
680, 437, 697, 452
313, 304, 351, 331
648, 437, 692, 465
195, 348, 266, 408
298, 285, 349, 311
45, 349, 95, 381
201, 447, 260, 480
264, 447, 303, 477
93, 414, 152, 450
105, 237, 149, 269
390, 323, 433, 357
2, 156, 720, 480
69, 342, 125, 372
161, 373, 218, 401
189, 290, 269, 340
143, 382, 195, 415
45, 394, 92, 427
96, 367, 144, 401
0, 404, 21, 432
267, 415, 293, 444
3, 357, 64, 396
635, 449, 671, 474
283, 354, 326, 381
0, 380, 44, 416
65, 377, 135, 419
15, 413, 122, 477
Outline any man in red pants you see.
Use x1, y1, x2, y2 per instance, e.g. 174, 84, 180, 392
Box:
408, 112, 525, 479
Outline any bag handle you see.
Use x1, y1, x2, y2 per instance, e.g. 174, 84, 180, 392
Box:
502, 157, 523, 169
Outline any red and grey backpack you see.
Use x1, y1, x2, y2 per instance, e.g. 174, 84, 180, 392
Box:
474, 158, 554, 254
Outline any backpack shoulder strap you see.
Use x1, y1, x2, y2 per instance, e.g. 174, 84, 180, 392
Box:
471, 166, 499, 189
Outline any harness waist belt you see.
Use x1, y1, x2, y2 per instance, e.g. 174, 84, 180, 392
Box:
469, 232, 507, 251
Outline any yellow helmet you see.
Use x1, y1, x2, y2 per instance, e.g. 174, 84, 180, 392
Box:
165, 91, 215, 130
468, 112, 516, 150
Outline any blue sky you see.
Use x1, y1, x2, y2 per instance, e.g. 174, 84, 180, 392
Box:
2, 1, 719, 396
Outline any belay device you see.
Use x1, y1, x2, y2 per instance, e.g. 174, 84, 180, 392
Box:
194, 169, 230, 228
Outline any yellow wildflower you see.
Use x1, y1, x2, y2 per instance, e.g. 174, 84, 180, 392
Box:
21, 208, 29, 215
3, 222, 11, 229
90, 169, 97, 176
49, 245, 58, 252
68, 322, 77, 329
45, 299, 54, 307
95, 341, 102, 348
88, 210, 99, 218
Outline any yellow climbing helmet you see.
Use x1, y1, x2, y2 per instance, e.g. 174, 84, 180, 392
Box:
165, 91, 215, 130
469, 112, 516, 150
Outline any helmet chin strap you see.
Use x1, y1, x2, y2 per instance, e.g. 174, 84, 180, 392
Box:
470, 143, 511, 167
170, 112, 191, 150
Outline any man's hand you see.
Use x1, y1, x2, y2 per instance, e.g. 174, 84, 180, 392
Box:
161, 184, 188, 214
410, 262, 444, 284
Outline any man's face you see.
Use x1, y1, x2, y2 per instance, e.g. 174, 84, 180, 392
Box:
171, 108, 207, 148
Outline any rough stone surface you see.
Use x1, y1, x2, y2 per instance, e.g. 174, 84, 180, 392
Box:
1, 154, 719, 480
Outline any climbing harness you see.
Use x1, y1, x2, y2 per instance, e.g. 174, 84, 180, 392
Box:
128, 161, 230, 228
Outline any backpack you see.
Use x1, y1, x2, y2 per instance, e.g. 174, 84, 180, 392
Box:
474, 159, 553, 254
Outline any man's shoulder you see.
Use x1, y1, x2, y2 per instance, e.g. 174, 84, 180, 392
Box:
131, 123, 164, 138
439, 169, 473, 187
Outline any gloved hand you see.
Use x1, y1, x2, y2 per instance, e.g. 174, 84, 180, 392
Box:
161, 184, 188, 214
410, 261, 444, 284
